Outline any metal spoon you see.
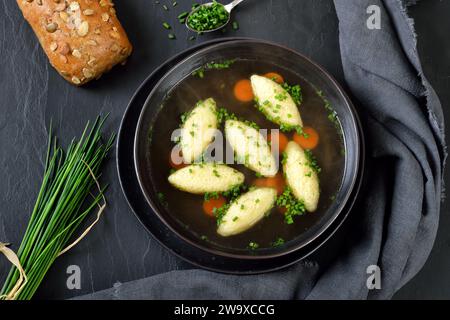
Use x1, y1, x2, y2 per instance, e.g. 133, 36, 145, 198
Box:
185, 0, 245, 33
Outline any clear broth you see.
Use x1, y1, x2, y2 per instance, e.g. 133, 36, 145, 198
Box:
148, 59, 344, 251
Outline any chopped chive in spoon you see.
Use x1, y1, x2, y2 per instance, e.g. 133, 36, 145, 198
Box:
187, 1, 229, 32
163, 22, 171, 29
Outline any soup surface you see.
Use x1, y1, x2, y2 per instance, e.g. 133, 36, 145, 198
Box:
148, 59, 344, 252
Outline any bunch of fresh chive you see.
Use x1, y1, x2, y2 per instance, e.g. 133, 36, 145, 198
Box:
0, 116, 114, 300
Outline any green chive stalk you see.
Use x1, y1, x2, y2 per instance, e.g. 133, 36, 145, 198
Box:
1, 116, 114, 300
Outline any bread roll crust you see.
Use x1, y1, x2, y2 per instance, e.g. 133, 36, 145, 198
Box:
16, 0, 132, 85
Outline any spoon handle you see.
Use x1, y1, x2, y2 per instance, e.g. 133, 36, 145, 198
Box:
224, 0, 245, 13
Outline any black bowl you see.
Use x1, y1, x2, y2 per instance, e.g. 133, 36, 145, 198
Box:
134, 39, 361, 260
118, 38, 364, 274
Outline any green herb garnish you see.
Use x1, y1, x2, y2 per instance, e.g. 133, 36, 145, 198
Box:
180, 111, 191, 124
274, 92, 288, 101
178, 11, 189, 19
271, 238, 285, 247
157, 192, 168, 206
276, 187, 306, 224
191, 59, 235, 78
192, 69, 205, 78
316, 90, 342, 136
204, 192, 219, 201
248, 242, 259, 250
282, 83, 302, 105
216, 107, 236, 123
222, 183, 247, 200
187, 1, 229, 32
213, 203, 230, 226
304, 149, 321, 173
178, 11, 189, 23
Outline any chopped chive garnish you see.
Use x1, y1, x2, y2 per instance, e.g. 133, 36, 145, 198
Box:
168, 33, 176, 39
189, 36, 196, 41
232, 21, 239, 30
163, 22, 171, 29
163, 4, 168, 10
172, 1, 178, 6
178, 11, 189, 19
248, 242, 259, 250
271, 237, 285, 247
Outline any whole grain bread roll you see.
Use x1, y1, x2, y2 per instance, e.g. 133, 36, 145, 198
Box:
16, 0, 132, 86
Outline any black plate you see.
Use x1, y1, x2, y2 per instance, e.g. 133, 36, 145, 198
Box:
118, 38, 365, 273
134, 39, 361, 259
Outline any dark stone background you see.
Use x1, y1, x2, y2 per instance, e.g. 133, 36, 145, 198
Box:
0, 0, 447, 299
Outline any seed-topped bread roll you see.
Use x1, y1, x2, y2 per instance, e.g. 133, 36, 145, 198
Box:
16, 0, 132, 86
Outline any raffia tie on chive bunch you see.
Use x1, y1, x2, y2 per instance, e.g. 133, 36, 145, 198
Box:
0, 116, 115, 300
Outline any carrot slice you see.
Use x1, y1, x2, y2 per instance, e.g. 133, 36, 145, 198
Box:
203, 196, 227, 217
252, 174, 285, 195
233, 79, 254, 102
264, 72, 284, 84
252, 178, 268, 188
263, 174, 286, 195
293, 126, 320, 150
267, 131, 289, 153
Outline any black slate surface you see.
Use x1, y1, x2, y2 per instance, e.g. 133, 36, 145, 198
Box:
0, 0, 447, 299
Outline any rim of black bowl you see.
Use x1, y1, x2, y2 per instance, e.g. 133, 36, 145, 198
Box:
134, 39, 361, 260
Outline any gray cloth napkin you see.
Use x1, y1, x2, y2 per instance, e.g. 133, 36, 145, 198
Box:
77, 0, 446, 300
